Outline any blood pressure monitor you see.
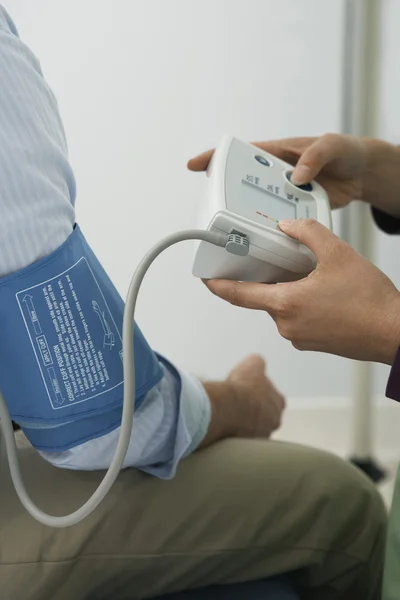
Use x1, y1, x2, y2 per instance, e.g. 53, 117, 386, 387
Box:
192, 136, 332, 283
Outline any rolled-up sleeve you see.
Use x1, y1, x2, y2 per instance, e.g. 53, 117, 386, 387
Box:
372, 207, 400, 235
40, 361, 212, 478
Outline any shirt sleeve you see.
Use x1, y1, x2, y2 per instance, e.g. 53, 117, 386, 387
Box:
371, 207, 400, 401
39, 361, 212, 479
0, 6, 76, 278
371, 207, 400, 235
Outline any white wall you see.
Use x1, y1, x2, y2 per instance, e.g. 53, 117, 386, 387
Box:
9, 0, 351, 397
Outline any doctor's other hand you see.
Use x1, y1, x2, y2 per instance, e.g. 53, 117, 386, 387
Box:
188, 134, 400, 216
205, 219, 400, 365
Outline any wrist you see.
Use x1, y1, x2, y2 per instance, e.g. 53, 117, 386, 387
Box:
362, 138, 400, 218
374, 294, 400, 365
224, 380, 249, 437
199, 380, 243, 448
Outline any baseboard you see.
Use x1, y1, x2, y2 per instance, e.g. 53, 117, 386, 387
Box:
274, 396, 400, 463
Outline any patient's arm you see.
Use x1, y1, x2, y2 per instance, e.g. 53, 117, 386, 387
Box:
39, 355, 285, 477
2, 7, 284, 478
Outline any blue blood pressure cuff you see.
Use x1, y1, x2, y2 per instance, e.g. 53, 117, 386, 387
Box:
0, 224, 163, 451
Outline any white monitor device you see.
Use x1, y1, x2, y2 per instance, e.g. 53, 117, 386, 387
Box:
192, 136, 332, 283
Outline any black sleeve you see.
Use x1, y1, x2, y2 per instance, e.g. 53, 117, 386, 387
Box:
371, 205, 400, 401
372, 207, 400, 234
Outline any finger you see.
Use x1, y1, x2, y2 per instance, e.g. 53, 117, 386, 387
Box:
205, 278, 282, 313
278, 218, 339, 258
188, 138, 309, 172
291, 133, 345, 185
187, 149, 214, 171
251, 138, 314, 166
242, 354, 266, 373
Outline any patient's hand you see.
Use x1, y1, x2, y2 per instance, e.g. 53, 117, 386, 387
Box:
227, 355, 286, 438
200, 355, 286, 449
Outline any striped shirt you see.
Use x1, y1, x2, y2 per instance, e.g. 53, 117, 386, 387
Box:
0, 5, 210, 478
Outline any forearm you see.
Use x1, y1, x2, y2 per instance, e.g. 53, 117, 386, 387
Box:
363, 138, 400, 218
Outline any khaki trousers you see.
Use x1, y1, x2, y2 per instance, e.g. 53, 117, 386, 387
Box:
0, 436, 387, 600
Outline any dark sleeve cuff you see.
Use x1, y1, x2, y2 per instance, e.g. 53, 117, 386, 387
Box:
386, 348, 400, 402
371, 207, 400, 400
371, 207, 400, 234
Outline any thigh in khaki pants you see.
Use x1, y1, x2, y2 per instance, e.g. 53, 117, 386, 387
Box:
0, 437, 386, 600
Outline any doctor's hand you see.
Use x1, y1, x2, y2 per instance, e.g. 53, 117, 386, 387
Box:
188, 134, 400, 217
188, 134, 367, 209
205, 219, 400, 365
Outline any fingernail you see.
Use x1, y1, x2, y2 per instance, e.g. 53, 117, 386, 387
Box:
291, 164, 311, 185
279, 219, 295, 228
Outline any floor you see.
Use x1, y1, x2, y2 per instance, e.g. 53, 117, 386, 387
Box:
379, 463, 397, 509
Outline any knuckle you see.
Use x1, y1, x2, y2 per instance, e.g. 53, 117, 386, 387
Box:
290, 335, 307, 352
291, 340, 305, 351
296, 218, 319, 243
277, 317, 305, 346
321, 132, 339, 146
277, 320, 295, 341
301, 218, 318, 230
273, 290, 299, 320
308, 134, 334, 159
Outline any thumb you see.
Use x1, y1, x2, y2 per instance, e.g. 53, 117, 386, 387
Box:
291, 134, 343, 185
279, 219, 339, 259
204, 279, 283, 313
